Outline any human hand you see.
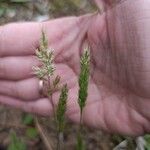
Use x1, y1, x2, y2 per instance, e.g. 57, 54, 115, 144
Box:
0, 0, 150, 136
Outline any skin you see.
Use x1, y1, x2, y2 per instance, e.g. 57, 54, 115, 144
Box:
0, 0, 150, 136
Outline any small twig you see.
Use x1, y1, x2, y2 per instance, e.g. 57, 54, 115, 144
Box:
56, 132, 64, 150
35, 117, 53, 150
113, 140, 127, 150
113, 137, 146, 150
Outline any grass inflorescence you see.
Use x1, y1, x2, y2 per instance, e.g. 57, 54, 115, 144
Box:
33, 30, 55, 80
56, 84, 68, 133
78, 49, 90, 116
34, 31, 91, 150
77, 48, 90, 150
33, 31, 69, 150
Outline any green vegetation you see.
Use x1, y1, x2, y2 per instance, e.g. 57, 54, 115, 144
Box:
33, 31, 69, 150
56, 84, 68, 134
78, 49, 90, 115
77, 49, 90, 150
145, 135, 150, 150
8, 131, 26, 150
33, 31, 90, 150
22, 114, 34, 126
49, 0, 79, 17
49, 0, 96, 17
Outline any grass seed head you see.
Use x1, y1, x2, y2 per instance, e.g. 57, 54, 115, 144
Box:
33, 31, 55, 78
78, 48, 90, 114
56, 84, 68, 132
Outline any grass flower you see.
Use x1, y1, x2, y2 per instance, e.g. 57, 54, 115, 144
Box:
33, 30, 69, 150
77, 48, 90, 150
78, 48, 90, 116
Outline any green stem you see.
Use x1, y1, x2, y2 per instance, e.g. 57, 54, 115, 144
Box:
79, 110, 83, 132
47, 76, 61, 150
56, 132, 64, 150
47, 75, 56, 120
76, 111, 85, 150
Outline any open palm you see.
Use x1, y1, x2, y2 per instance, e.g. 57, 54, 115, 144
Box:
0, 0, 150, 136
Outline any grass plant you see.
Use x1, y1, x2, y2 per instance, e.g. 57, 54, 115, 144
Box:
33, 31, 68, 150
77, 49, 90, 150
33, 30, 91, 150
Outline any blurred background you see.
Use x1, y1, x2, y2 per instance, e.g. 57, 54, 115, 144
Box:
0, 0, 149, 150
0, 0, 96, 24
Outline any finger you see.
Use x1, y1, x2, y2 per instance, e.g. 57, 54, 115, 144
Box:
0, 78, 41, 101
0, 56, 40, 80
0, 64, 77, 101
0, 17, 79, 57
0, 95, 52, 116
0, 22, 41, 57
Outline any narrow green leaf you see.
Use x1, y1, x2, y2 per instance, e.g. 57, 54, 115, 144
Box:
8, 131, 26, 150
76, 133, 85, 150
